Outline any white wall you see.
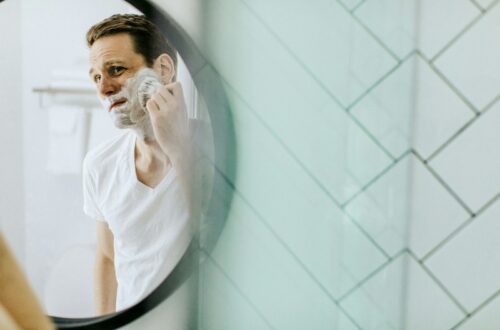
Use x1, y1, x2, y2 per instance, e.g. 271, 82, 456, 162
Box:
0, 0, 24, 263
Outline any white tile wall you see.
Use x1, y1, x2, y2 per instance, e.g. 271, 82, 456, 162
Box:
225, 78, 389, 299
350, 56, 414, 159
345, 155, 412, 256
341, 253, 464, 330
429, 102, 500, 212
346, 153, 470, 260
456, 293, 500, 330
474, 0, 496, 10
201, 0, 393, 205
200, 257, 274, 330
199, 0, 500, 328
408, 155, 470, 259
355, 0, 417, 59
434, 2, 500, 110
403, 255, 465, 329
413, 55, 475, 159
418, 0, 480, 59
425, 198, 500, 312
211, 193, 359, 330
339, 0, 364, 11
242, 0, 398, 107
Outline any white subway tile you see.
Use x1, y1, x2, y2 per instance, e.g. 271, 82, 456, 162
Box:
241, 0, 398, 107
434, 3, 500, 110
457, 293, 500, 330
351, 56, 414, 159
355, 0, 417, 59
413, 56, 475, 159
429, 102, 500, 212
211, 193, 359, 330
419, 0, 480, 59
341, 254, 465, 330
409, 155, 470, 258
220, 76, 388, 299
426, 199, 500, 312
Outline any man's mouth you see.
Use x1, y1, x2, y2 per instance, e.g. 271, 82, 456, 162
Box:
109, 99, 127, 112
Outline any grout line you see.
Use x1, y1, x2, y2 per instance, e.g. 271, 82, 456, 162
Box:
201, 251, 277, 330
239, 0, 345, 111
347, 110, 398, 161
342, 150, 411, 209
240, 0, 396, 162
420, 216, 474, 262
427, 61, 479, 115
407, 250, 470, 316
450, 287, 500, 329
430, 7, 485, 63
421, 190, 500, 262
485, 0, 500, 11
475, 190, 500, 215
412, 150, 474, 215
344, 52, 415, 162
346, 53, 406, 112
215, 165, 343, 305
344, 212, 392, 260
241, 0, 400, 159
345, 0, 401, 62
340, 152, 415, 262
469, 0, 486, 12
350, 0, 366, 13
211, 67, 396, 285
219, 74, 343, 208
479, 91, 500, 113
425, 114, 478, 163
204, 175, 366, 329
338, 249, 407, 302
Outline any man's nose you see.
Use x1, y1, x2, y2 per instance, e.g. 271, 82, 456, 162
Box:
98, 76, 120, 97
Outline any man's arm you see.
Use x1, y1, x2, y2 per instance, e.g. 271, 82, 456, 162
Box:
146, 82, 201, 221
94, 221, 117, 315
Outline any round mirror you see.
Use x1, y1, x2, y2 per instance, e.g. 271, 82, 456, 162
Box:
0, 0, 234, 328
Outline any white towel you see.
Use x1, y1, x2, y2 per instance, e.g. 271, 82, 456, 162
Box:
46, 105, 88, 175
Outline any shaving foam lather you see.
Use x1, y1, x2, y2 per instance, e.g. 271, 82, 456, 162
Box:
137, 70, 163, 112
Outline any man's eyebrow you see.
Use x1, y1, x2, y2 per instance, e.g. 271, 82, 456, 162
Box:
89, 60, 126, 76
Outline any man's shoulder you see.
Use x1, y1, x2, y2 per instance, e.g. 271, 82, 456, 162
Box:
83, 131, 132, 171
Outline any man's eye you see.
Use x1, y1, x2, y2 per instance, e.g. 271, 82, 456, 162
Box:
109, 66, 126, 76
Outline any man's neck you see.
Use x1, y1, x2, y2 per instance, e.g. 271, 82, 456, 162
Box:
134, 135, 170, 170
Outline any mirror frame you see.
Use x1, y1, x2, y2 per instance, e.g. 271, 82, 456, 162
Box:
0, 0, 235, 328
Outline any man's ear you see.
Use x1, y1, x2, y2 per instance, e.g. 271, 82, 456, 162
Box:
153, 53, 175, 84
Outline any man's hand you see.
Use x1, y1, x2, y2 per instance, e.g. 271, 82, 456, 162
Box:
145, 82, 190, 161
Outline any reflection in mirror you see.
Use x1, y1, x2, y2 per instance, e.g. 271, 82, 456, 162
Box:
1, 0, 214, 320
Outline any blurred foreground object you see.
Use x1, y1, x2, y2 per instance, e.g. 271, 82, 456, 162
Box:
0, 234, 54, 330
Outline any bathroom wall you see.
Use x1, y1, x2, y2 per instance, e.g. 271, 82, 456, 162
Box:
184, 0, 500, 329
184, 0, 416, 329
0, 0, 24, 262
408, 0, 500, 328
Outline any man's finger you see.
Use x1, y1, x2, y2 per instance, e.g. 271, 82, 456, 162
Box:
167, 82, 184, 98
146, 99, 160, 113
151, 92, 168, 110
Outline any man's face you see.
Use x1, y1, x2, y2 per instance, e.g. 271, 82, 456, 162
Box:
89, 33, 148, 128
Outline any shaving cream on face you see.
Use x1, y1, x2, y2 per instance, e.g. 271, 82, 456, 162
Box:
101, 68, 163, 140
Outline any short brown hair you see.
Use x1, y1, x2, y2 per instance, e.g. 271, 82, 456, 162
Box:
86, 14, 177, 71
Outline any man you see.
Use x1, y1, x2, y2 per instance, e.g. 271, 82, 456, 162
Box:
83, 14, 197, 315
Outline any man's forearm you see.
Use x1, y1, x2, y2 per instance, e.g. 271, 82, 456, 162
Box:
94, 255, 117, 315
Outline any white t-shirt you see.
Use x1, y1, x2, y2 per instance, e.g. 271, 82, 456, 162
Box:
82, 131, 193, 310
